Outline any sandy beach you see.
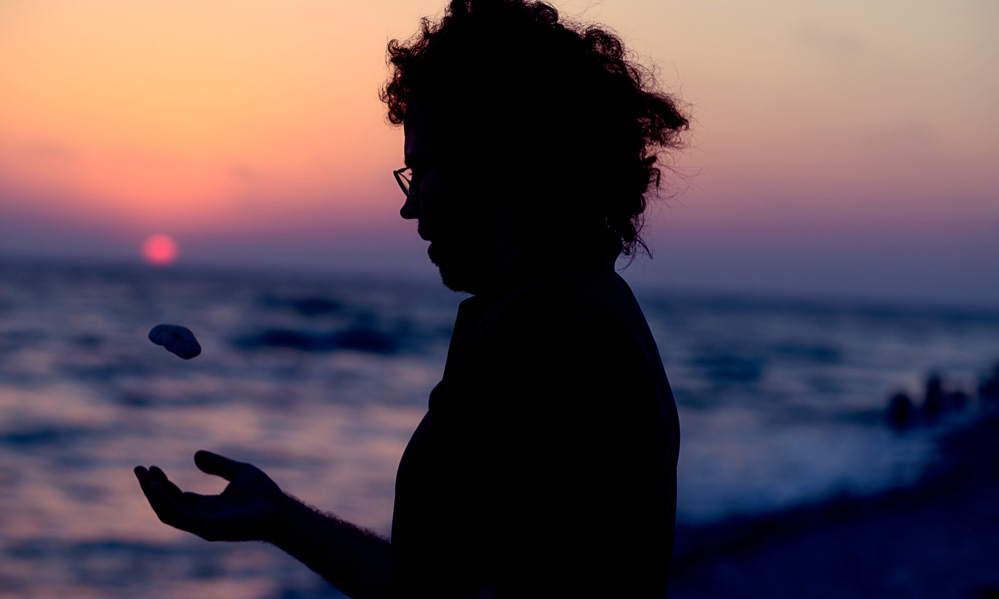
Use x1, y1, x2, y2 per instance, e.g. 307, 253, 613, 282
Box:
669, 410, 999, 598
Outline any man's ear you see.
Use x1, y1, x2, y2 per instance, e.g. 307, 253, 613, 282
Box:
491, 200, 535, 270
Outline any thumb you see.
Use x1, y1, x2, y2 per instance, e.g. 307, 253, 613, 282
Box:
194, 450, 242, 481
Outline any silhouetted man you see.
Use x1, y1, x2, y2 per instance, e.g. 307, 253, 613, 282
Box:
135, 0, 686, 596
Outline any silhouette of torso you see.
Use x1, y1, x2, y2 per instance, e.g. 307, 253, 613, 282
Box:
390, 257, 679, 597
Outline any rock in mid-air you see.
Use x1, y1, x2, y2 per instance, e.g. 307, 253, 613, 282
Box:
148, 324, 201, 359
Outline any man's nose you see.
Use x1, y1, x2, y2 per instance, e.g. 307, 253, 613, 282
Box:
400, 192, 419, 220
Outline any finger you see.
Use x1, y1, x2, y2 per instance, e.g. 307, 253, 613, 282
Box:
134, 469, 174, 517
134, 466, 157, 492
136, 468, 171, 511
135, 468, 213, 538
144, 480, 204, 531
148, 466, 185, 498
194, 450, 242, 482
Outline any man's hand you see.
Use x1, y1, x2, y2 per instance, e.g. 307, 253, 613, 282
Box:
136, 450, 392, 598
134, 450, 288, 543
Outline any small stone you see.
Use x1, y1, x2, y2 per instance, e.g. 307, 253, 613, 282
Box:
149, 324, 201, 359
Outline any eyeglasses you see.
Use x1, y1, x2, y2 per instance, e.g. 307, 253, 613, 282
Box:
393, 167, 412, 197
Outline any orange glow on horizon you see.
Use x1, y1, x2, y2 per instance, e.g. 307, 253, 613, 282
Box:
0, 0, 995, 251
0, 0, 402, 232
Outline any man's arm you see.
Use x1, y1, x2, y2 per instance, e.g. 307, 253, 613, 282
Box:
269, 493, 392, 599
134, 451, 391, 599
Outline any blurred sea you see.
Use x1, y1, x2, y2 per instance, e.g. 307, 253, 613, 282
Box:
1, 257, 997, 598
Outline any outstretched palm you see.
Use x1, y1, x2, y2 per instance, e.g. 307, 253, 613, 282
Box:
135, 450, 287, 542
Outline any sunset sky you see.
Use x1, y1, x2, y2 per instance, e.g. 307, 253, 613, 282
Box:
1, 0, 996, 307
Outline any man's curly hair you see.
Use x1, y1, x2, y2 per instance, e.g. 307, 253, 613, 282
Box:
381, 0, 688, 258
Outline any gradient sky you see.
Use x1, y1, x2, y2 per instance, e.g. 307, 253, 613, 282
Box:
1, 0, 997, 306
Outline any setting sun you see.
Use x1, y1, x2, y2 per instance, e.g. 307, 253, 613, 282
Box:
141, 234, 178, 266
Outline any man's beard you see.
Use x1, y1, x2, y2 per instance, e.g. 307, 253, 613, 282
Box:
429, 237, 489, 295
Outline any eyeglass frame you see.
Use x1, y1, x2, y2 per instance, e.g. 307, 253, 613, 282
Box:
393, 167, 413, 197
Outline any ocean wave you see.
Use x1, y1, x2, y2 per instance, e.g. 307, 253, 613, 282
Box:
233, 326, 401, 354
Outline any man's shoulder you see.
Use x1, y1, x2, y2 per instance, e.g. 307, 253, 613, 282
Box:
478, 261, 641, 333
449, 262, 665, 385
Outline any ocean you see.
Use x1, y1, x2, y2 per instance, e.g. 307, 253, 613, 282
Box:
1, 257, 997, 598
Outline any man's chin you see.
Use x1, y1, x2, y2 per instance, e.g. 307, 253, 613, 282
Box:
429, 244, 482, 294
435, 262, 475, 294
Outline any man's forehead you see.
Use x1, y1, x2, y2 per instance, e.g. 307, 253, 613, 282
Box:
403, 103, 435, 165
403, 100, 488, 169
403, 121, 420, 160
